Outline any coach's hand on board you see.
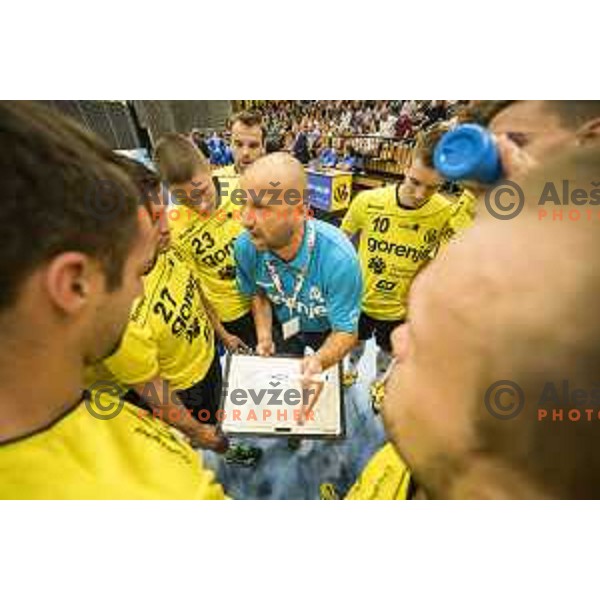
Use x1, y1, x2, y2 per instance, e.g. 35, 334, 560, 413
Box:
256, 337, 275, 357
298, 354, 324, 425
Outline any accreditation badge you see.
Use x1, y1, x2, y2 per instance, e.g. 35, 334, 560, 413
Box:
282, 316, 301, 340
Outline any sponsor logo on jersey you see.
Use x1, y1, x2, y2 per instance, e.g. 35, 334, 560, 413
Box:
375, 279, 397, 291
368, 256, 387, 275
367, 237, 433, 263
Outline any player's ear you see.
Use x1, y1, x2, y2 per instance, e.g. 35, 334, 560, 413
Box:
44, 252, 98, 315
576, 117, 600, 146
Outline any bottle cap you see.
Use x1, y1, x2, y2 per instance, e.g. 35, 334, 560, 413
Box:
434, 124, 502, 183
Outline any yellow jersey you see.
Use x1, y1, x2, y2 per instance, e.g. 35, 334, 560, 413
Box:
341, 185, 470, 320
345, 443, 414, 500
0, 392, 226, 499
213, 165, 237, 179
213, 169, 241, 206
104, 246, 214, 390
458, 188, 478, 220
169, 191, 250, 323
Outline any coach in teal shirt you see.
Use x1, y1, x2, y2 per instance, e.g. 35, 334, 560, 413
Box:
235, 217, 361, 335
233, 153, 362, 417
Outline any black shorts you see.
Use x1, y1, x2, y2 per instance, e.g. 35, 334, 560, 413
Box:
124, 350, 223, 425
223, 311, 257, 348
177, 351, 222, 424
358, 312, 404, 353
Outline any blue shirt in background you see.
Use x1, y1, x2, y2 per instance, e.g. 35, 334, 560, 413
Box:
319, 148, 338, 168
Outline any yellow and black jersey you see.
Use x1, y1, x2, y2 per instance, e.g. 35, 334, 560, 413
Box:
213, 164, 237, 179
104, 246, 214, 391
213, 168, 241, 206
341, 185, 471, 321
0, 392, 226, 499
345, 443, 415, 500
169, 193, 250, 323
457, 187, 478, 221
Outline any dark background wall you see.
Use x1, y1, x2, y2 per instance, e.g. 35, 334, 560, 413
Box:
40, 100, 233, 150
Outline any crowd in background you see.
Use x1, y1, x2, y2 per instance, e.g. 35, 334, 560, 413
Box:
191, 100, 469, 170
255, 99, 464, 142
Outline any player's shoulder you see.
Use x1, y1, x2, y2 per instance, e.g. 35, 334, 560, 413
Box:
417, 192, 455, 218
429, 192, 454, 210
168, 244, 189, 267
314, 219, 358, 264
349, 189, 375, 213
458, 188, 477, 203
217, 173, 241, 197
218, 191, 244, 217
355, 185, 395, 207
132, 253, 176, 325
168, 205, 196, 235
213, 165, 237, 178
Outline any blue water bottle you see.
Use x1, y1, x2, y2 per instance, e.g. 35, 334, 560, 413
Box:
433, 124, 503, 183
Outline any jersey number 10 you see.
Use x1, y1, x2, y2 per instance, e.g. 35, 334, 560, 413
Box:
373, 216, 390, 233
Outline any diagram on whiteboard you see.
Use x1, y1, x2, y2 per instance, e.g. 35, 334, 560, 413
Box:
220, 354, 344, 438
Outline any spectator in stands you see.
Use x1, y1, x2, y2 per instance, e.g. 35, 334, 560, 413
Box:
283, 129, 295, 152
292, 120, 311, 164
206, 131, 228, 165
319, 138, 338, 168
395, 106, 414, 139
379, 110, 398, 137
244, 101, 474, 158
307, 120, 321, 150
336, 144, 363, 173
265, 134, 283, 153
190, 129, 211, 159
402, 99, 418, 118
423, 100, 448, 128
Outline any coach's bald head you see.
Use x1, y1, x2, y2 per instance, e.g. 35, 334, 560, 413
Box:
383, 145, 600, 498
240, 152, 307, 254
243, 151, 307, 190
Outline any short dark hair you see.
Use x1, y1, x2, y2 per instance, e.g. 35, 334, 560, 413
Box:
546, 100, 600, 130
113, 154, 162, 213
413, 123, 451, 168
0, 101, 141, 312
456, 101, 515, 127
153, 133, 209, 185
466, 100, 600, 131
230, 110, 266, 144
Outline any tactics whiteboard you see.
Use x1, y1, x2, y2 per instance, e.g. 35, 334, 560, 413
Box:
220, 354, 344, 438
